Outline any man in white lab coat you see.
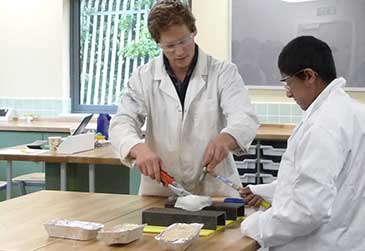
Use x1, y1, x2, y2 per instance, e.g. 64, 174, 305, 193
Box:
109, 0, 258, 197
240, 36, 365, 250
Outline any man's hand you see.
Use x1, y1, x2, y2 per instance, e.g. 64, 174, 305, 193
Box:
203, 133, 238, 171
239, 186, 265, 208
129, 143, 163, 182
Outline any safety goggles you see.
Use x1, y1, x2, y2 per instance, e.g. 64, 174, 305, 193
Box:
158, 33, 194, 53
280, 69, 306, 89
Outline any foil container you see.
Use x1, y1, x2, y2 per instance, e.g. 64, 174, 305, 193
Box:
155, 223, 203, 251
44, 219, 104, 241
97, 223, 145, 245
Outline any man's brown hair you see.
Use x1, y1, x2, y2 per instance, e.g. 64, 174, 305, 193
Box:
148, 0, 196, 43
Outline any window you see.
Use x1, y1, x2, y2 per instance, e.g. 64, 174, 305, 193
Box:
70, 0, 191, 113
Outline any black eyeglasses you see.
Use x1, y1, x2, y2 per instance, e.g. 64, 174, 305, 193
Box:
280, 69, 306, 83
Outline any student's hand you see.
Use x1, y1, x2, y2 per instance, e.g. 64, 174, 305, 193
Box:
239, 186, 265, 208
203, 133, 238, 171
129, 143, 163, 182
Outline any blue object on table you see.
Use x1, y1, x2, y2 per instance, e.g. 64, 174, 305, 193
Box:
96, 113, 111, 139
224, 197, 245, 204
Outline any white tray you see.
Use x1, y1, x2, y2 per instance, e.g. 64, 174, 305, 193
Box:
239, 173, 257, 183
236, 159, 257, 170
261, 145, 286, 156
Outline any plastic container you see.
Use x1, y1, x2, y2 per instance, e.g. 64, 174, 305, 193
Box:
44, 219, 104, 241
94, 133, 105, 147
155, 223, 203, 251
96, 113, 111, 139
236, 159, 257, 170
243, 145, 256, 155
97, 223, 145, 245
261, 159, 280, 171
260, 145, 286, 156
239, 173, 257, 184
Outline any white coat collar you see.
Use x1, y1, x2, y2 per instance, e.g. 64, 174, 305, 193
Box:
302, 77, 346, 122
291, 77, 346, 136
154, 48, 209, 107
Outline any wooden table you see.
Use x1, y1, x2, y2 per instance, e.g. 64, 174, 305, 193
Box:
0, 120, 294, 140
0, 144, 121, 199
0, 190, 258, 251
256, 123, 294, 140
0, 123, 295, 199
0, 119, 96, 133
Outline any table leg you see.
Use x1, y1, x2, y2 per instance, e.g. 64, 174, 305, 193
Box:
6, 160, 13, 200
60, 163, 67, 191
89, 164, 95, 193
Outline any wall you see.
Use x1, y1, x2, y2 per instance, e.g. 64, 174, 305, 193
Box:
0, 0, 363, 119
0, 0, 70, 116
0, 0, 66, 98
192, 0, 229, 61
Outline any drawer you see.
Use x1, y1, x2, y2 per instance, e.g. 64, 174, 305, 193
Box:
234, 147, 256, 161
244, 145, 256, 155
261, 159, 280, 171
260, 145, 286, 156
239, 173, 257, 184
236, 159, 257, 170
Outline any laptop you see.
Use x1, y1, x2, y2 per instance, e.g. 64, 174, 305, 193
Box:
71, 114, 93, 136
26, 114, 94, 149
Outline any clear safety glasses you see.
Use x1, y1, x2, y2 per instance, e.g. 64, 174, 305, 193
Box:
280, 69, 306, 89
158, 33, 194, 53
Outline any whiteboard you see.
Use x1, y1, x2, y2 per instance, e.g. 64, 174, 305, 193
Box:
230, 0, 365, 90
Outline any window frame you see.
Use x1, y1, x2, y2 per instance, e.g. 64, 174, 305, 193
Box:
70, 0, 192, 113
70, 0, 117, 114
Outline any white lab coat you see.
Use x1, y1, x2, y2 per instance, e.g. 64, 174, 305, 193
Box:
241, 77, 365, 251
110, 48, 258, 197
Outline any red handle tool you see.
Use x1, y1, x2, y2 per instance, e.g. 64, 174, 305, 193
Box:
160, 169, 175, 187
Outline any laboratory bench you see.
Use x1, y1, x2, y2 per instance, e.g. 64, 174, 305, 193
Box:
0, 119, 294, 138
0, 119, 295, 200
0, 143, 140, 200
0, 190, 259, 251
0, 118, 100, 200
0, 118, 96, 133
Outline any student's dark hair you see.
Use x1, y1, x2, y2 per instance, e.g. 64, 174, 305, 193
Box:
278, 36, 337, 84
148, 0, 196, 43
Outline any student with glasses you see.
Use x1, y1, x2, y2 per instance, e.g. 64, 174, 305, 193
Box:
110, 0, 258, 197
240, 36, 365, 250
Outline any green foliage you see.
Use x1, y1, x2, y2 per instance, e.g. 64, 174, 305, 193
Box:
118, 0, 160, 59
120, 24, 160, 59
118, 14, 133, 31
117, 0, 191, 59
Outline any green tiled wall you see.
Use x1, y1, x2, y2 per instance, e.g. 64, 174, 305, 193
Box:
254, 102, 303, 124
0, 98, 70, 117
0, 98, 303, 124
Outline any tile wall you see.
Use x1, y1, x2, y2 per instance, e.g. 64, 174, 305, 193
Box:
254, 102, 303, 124
0, 98, 303, 124
0, 97, 70, 118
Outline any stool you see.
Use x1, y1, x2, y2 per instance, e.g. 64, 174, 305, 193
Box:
12, 172, 45, 195
0, 181, 7, 191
